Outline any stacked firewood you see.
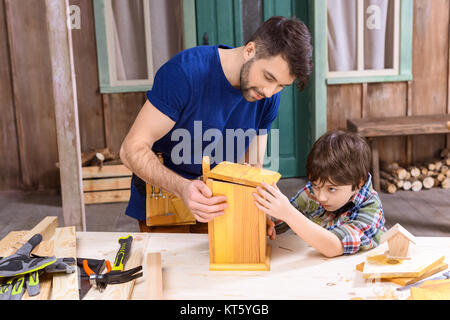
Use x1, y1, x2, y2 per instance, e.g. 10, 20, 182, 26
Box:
379, 148, 450, 193
81, 147, 119, 167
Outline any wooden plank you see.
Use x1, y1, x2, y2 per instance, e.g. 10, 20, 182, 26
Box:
45, 0, 85, 231
0, 0, 21, 191
0, 230, 55, 301
83, 176, 131, 191
365, 82, 408, 165
84, 190, 130, 204
51, 227, 79, 300
362, 249, 445, 280
327, 84, 362, 131
82, 164, 131, 178
70, 0, 106, 152
5, 0, 59, 190
145, 252, 163, 300
208, 161, 281, 188
347, 114, 450, 137
0, 217, 58, 300
0, 216, 58, 257
83, 233, 148, 300
411, 0, 448, 163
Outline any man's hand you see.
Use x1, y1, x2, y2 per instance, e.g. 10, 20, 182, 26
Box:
181, 180, 228, 223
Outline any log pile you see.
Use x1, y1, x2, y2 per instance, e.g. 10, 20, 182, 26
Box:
81, 147, 119, 167
379, 148, 450, 194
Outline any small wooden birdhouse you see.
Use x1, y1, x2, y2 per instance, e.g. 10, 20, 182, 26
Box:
380, 223, 416, 259
202, 157, 281, 271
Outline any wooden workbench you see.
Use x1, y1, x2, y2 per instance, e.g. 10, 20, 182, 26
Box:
76, 232, 450, 300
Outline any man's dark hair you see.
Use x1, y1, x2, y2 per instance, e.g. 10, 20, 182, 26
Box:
306, 130, 372, 190
247, 16, 313, 91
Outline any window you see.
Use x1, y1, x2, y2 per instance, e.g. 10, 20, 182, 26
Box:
94, 0, 153, 93
93, 0, 184, 93
325, 0, 413, 84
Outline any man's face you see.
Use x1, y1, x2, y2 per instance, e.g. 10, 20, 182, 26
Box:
239, 54, 296, 102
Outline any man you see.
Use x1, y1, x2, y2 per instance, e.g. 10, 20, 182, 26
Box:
120, 16, 313, 233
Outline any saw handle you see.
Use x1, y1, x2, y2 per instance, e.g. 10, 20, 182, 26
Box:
111, 235, 133, 272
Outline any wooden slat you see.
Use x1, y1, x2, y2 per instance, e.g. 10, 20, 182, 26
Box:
45, 0, 85, 231
51, 227, 79, 300
0, 0, 20, 191
69, 0, 106, 152
208, 161, 281, 188
83, 176, 131, 191
84, 190, 130, 204
0, 217, 58, 300
347, 114, 450, 137
0, 216, 58, 257
82, 165, 131, 178
411, 0, 448, 163
145, 252, 163, 300
5, 0, 59, 190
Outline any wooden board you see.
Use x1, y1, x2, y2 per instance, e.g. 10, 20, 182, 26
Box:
0, 0, 20, 191
84, 189, 130, 204
208, 179, 270, 271
411, 279, 450, 300
82, 165, 131, 178
83, 176, 131, 191
0, 216, 58, 300
207, 161, 281, 188
356, 261, 448, 286
145, 252, 163, 300
362, 246, 445, 279
51, 227, 79, 300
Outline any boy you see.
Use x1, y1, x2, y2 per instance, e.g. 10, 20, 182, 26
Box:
254, 130, 386, 257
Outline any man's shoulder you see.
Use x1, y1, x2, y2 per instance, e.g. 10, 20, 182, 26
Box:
170, 45, 217, 67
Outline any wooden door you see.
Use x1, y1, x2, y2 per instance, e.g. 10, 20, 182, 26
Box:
194, 0, 312, 177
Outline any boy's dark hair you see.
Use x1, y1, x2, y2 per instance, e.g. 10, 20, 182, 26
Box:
247, 16, 313, 92
306, 130, 371, 191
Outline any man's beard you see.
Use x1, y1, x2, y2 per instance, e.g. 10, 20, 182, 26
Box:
239, 58, 258, 102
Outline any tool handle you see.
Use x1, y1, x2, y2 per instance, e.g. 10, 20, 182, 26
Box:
111, 235, 133, 272
82, 260, 95, 276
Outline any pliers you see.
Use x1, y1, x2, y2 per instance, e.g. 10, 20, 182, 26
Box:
82, 235, 143, 292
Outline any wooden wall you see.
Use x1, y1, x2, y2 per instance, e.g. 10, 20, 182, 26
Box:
327, 0, 450, 167
0, 0, 145, 191
1, 0, 450, 191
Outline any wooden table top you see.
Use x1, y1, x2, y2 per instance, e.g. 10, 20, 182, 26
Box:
76, 231, 450, 300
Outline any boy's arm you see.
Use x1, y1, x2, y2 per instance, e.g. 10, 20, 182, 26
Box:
253, 183, 344, 257
284, 206, 345, 257
327, 199, 385, 255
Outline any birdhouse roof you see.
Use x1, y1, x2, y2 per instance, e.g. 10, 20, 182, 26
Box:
207, 161, 281, 187
380, 223, 416, 244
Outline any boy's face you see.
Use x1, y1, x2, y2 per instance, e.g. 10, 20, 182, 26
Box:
310, 180, 359, 212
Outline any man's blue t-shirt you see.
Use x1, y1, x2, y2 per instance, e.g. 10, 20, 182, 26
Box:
125, 45, 281, 221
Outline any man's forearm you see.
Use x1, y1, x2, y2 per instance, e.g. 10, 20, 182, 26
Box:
120, 140, 189, 198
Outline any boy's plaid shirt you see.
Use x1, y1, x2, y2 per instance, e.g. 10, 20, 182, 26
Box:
289, 173, 386, 255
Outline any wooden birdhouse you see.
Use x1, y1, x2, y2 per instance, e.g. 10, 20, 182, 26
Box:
202, 157, 281, 271
380, 223, 416, 259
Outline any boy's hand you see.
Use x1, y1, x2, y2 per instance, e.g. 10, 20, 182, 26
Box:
253, 182, 291, 222
266, 217, 276, 240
